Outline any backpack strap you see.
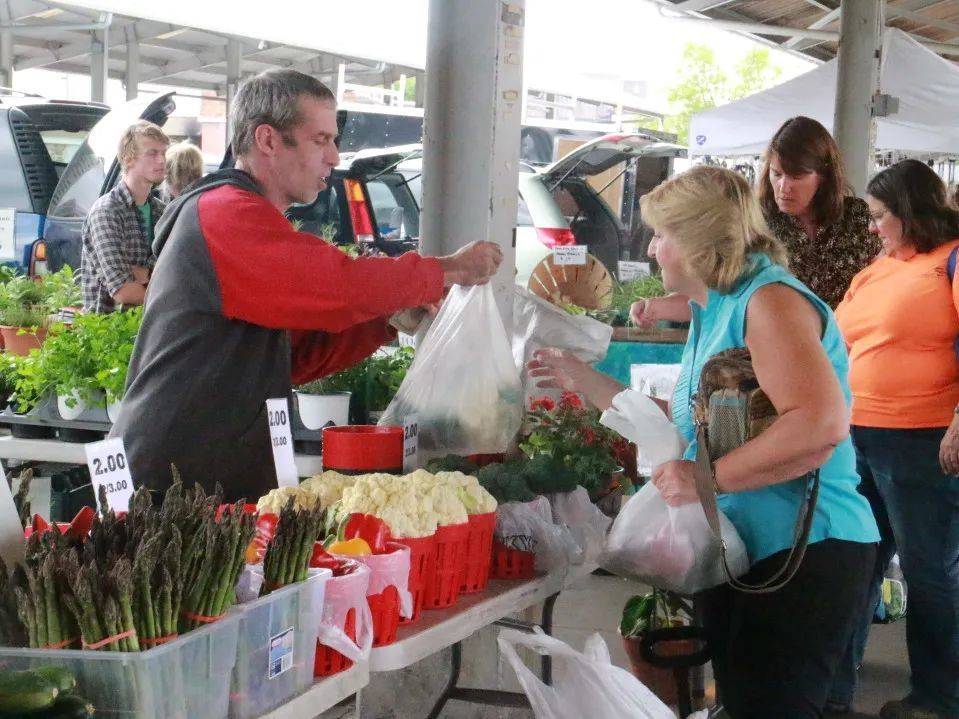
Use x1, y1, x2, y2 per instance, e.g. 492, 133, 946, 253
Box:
948, 245, 959, 283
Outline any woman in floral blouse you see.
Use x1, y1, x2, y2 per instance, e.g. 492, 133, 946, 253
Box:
632, 116, 879, 326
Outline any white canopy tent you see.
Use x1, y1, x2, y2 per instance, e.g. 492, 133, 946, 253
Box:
689, 28, 959, 157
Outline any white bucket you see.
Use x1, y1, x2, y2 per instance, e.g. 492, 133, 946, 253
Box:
107, 399, 122, 424
57, 390, 89, 421
296, 391, 351, 430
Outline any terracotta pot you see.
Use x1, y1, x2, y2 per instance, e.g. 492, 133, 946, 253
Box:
621, 635, 705, 708
0, 326, 47, 356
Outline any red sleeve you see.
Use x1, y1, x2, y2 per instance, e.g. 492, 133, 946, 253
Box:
289, 320, 396, 385
198, 185, 444, 331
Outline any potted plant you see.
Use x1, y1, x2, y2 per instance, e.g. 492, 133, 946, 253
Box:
89, 307, 142, 422
5, 350, 56, 438
0, 267, 82, 355
520, 392, 633, 515
363, 347, 414, 423
295, 370, 356, 430
39, 321, 101, 421
620, 590, 705, 710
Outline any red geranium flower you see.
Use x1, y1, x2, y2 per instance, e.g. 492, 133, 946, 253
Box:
530, 396, 556, 412
559, 391, 584, 410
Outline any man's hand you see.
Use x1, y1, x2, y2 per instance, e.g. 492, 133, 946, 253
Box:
131, 265, 151, 286
438, 241, 503, 287
940, 414, 959, 475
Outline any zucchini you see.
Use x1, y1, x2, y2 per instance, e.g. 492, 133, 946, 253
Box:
33, 694, 95, 718
30, 667, 76, 694
0, 671, 59, 713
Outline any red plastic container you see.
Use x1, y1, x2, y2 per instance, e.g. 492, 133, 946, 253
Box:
424, 522, 470, 610
394, 534, 436, 624
368, 585, 401, 647
460, 512, 496, 594
313, 607, 357, 677
322, 425, 404, 474
490, 540, 536, 580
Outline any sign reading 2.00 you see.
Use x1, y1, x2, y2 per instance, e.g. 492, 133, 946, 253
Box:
85, 437, 136, 513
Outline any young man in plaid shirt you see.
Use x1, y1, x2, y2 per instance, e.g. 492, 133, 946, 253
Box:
80, 120, 169, 312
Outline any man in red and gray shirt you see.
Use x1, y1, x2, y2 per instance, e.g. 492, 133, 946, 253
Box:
111, 70, 501, 500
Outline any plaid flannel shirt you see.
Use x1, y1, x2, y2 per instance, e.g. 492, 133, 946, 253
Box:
80, 181, 164, 313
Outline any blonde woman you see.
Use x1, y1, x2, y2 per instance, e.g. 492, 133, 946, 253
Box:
528, 166, 878, 718
162, 141, 204, 201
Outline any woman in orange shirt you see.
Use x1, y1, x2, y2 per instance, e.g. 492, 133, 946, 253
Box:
833, 159, 959, 719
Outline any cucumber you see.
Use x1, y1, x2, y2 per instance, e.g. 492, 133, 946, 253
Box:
30, 667, 76, 694
34, 694, 96, 718
0, 671, 59, 713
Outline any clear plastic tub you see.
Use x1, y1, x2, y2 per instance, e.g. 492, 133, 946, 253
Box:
229, 569, 331, 719
0, 612, 241, 718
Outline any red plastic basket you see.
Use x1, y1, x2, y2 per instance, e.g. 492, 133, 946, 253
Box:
490, 540, 536, 580
394, 533, 436, 624
368, 584, 401, 647
424, 522, 470, 610
460, 512, 496, 594
314, 607, 357, 677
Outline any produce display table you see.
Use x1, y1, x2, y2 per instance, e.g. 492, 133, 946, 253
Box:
0, 434, 326, 478
258, 662, 370, 719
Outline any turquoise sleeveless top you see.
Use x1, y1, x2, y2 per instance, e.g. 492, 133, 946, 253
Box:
671, 253, 879, 564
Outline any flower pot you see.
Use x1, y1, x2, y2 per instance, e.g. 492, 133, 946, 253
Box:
0, 326, 47, 356
296, 391, 351, 430
621, 634, 706, 710
57, 391, 88, 421
107, 400, 122, 424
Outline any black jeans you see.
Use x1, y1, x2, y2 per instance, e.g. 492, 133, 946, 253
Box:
697, 539, 876, 719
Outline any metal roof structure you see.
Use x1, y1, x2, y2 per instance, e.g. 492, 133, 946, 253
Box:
655, 0, 959, 62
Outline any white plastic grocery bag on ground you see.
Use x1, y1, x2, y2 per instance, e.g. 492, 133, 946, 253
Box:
498, 628, 675, 719
317, 561, 373, 662
548, 487, 612, 566
598, 388, 749, 593
380, 284, 523, 461
495, 496, 578, 573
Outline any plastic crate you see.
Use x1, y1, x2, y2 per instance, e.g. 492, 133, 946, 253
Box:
460, 512, 496, 594
424, 522, 470, 610
0, 613, 241, 718
491, 541, 536, 580
394, 534, 436, 624
314, 608, 356, 677
368, 585, 401, 647
229, 570, 330, 719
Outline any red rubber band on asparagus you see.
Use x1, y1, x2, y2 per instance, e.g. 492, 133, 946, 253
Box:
43, 637, 78, 649
180, 610, 226, 624
82, 630, 135, 650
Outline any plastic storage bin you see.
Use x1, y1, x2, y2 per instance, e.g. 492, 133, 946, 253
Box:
0, 613, 241, 719
229, 569, 331, 719
460, 512, 496, 593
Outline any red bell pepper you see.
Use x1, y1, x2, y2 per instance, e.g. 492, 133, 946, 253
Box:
309, 543, 359, 576
248, 512, 279, 563
66, 506, 95, 541
343, 513, 391, 554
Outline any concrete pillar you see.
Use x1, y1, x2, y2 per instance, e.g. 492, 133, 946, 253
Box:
90, 28, 109, 103
225, 39, 242, 143
0, 31, 12, 88
124, 40, 139, 101
414, 71, 426, 107
833, 0, 881, 196
420, 0, 525, 324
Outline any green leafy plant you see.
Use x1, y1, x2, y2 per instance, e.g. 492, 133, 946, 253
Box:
364, 347, 414, 412
520, 393, 628, 499
620, 591, 690, 638
0, 267, 82, 328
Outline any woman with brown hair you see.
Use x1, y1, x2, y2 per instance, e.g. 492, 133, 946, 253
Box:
632, 116, 879, 325
831, 159, 959, 719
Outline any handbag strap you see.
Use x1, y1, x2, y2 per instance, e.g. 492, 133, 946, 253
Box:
693, 423, 820, 594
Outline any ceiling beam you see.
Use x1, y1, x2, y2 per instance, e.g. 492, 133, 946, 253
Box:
671, 0, 735, 11
784, 6, 841, 49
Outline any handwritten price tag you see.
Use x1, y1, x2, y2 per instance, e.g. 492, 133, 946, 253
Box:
267, 398, 298, 488
403, 415, 419, 473
85, 437, 135, 513
553, 245, 587, 266
618, 261, 651, 282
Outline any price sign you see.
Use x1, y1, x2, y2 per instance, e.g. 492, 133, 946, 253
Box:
618, 261, 651, 282
267, 398, 298, 488
0, 209, 15, 262
85, 437, 135, 513
403, 415, 419, 473
553, 245, 587, 266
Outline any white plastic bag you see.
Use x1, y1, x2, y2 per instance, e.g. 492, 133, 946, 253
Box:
317, 561, 373, 662
548, 487, 612, 566
345, 541, 414, 619
513, 287, 612, 405
495, 496, 577, 573
601, 482, 749, 594
380, 284, 523, 461
498, 628, 675, 719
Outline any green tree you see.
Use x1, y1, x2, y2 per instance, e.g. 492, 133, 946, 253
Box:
665, 44, 782, 146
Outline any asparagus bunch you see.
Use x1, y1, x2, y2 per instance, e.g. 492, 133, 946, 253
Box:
260, 499, 326, 596
179, 500, 255, 632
